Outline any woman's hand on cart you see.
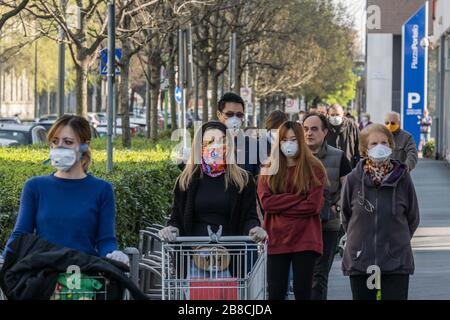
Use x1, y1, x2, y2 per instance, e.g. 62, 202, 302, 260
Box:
159, 226, 179, 242
249, 227, 267, 243
106, 250, 130, 266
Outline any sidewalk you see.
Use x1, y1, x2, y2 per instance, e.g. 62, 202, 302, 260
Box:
328, 159, 450, 300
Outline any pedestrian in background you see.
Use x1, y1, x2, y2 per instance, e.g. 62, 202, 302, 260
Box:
384, 112, 418, 171
303, 113, 352, 300
326, 104, 360, 168
419, 109, 432, 152
258, 121, 327, 300
359, 113, 373, 130
341, 123, 420, 300
317, 104, 328, 116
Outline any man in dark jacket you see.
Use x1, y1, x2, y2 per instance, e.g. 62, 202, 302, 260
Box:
217, 92, 261, 176
385, 112, 418, 171
303, 113, 352, 300
326, 104, 360, 168
0, 233, 147, 300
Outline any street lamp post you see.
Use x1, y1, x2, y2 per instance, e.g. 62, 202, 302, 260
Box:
56, 0, 67, 118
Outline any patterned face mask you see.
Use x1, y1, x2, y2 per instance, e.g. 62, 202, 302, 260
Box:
201, 143, 226, 177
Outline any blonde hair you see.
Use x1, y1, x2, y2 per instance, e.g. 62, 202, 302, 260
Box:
178, 123, 249, 192
359, 123, 395, 158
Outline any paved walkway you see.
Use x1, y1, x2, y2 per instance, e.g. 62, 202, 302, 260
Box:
328, 159, 450, 300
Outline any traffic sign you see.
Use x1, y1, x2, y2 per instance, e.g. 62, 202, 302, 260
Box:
175, 86, 182, 104
100, 48, 122, 76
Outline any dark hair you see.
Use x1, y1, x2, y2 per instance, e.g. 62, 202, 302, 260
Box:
47, 115, 92, 172
265, 110, 288, 130
201, 120, 228, 136
218, 92, 245, 113
302, 112, 329, 131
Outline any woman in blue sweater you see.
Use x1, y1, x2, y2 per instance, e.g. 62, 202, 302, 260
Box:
3, 115, 128, 265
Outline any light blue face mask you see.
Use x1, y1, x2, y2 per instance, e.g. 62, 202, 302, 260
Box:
44, 144, 89, 172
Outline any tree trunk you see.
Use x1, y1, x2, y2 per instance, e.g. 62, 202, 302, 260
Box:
150, 53, 161, 142
167, 34, 178, 130
120, 56, 131, 148
95, 76, 102, 113
129, 88, 135, 113
200, 65, 209, 122
259, 97, 265, 128
211, 72, 219, 120
75, 58, 89, 117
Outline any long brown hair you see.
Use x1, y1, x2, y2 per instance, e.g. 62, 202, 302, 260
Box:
47, 115, 92, 172
261, 121, 326, 195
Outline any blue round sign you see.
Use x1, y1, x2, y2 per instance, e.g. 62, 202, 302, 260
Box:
175, 87, 182, 104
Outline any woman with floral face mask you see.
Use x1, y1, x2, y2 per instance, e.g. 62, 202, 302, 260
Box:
258, 121, 327, 300
3, 115, 128, 266
160, 121, 266, 241
341, 124, 420, 300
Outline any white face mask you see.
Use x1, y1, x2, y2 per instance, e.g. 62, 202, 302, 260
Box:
225, 116, 242, 130
367, 144, 392, 163
48, 145, 87, 172
280, 141, 298, 158
329, 116, 344, 126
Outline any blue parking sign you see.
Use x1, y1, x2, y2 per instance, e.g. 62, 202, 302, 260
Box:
100, 48, 122, 76
402, 3, 428, 149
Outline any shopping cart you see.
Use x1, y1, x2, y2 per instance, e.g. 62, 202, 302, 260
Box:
161, 226, 267, 300
0, 247, 141, 301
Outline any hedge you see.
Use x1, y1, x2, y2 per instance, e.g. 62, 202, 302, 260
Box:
0, 137, 181, 250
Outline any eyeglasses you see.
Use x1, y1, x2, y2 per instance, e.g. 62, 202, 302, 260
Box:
221, 111, 245, 119
385, 121, 397, 126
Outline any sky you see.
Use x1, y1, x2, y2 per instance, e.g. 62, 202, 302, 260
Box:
335, 0, 367, 54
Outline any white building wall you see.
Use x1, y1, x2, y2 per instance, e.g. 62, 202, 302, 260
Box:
431, 0, 450, 43
366, 33, 394, 125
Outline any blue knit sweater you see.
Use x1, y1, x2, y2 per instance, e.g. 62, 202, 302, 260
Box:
4, 174, 118, 257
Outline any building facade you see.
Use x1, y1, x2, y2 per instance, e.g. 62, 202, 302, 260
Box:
365, 0, 431, 125
430, 0, 450, 161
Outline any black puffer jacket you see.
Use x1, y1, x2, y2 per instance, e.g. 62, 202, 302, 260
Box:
0, 233, 147, 300
341, 160, 420, 276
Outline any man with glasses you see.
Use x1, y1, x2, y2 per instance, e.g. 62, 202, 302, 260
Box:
217, 92, 261, 176
384, 112, 418, 172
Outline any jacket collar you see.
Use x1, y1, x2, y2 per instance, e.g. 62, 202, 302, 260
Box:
315, 142, 328, 159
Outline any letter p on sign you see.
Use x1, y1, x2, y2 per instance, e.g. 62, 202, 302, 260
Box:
408, 93, 421, 109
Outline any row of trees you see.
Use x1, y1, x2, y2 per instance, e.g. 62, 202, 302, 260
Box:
0, 0, 359, 146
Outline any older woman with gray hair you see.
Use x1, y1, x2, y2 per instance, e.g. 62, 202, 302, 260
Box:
341, 123, 420, 300
384, 112, 418, 171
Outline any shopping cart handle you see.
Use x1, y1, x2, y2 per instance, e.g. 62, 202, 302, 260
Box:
169, 235, 254, 243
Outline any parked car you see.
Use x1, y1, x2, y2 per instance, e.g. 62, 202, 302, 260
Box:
0, 123, 47, 146
37, 114, 59, 122
36, 119, 100, 139
0, 117, 21, 125
87, 113, 101, 128
96, 123, 140, 137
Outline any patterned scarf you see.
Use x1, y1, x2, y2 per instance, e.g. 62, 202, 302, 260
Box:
201, 143, 226, 177
364, 158, 394, 187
